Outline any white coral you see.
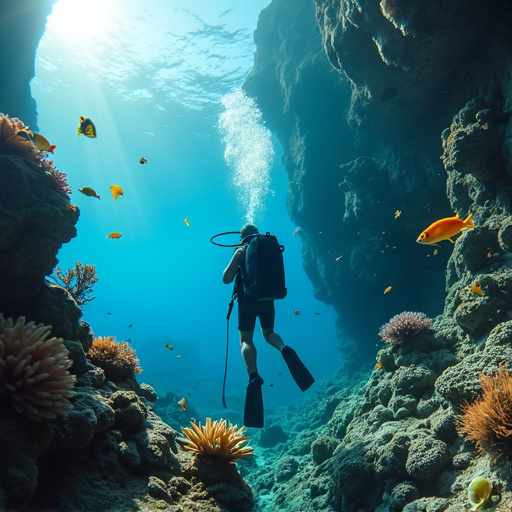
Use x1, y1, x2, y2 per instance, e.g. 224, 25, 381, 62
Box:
0, 314, 75, 421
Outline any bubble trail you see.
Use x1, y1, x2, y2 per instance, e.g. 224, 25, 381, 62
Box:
218, 89, 274, 223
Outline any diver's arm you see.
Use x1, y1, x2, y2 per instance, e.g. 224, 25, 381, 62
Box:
223, 248, 245, 284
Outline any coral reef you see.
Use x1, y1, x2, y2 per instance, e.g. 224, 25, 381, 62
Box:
379, 311, 432, 344
178, 418, 254, 462
456, 365, 512, 460
0, 116, 79, 336
53, 262, 99, 305
86, 336, 142, 382
0, 314, 75, 422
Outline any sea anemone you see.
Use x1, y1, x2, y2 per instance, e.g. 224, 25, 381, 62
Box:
456, 365, 512, 460
379, 311, 432, 344
87, 336, 142, 382
178, 417, 253, 463
0, 314, 75, 422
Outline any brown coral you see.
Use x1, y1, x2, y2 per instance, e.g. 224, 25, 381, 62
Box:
178, 417, 253, 463
0, 314, 75, 422
53, 262, 99, 305
87, 336, 142, 382
456, 365, 512, 459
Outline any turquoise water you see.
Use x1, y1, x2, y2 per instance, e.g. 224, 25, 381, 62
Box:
31, 0, 340, 417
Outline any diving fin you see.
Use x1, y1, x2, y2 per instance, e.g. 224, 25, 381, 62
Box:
243, 375, 264, 428
282, 346, 315, 391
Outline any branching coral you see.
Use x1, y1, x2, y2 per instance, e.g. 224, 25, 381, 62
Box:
379, 311, 432, 344
87, 336, 142, 382
0, 114, 71, 195
178, 418, 253, 463
0, 314, 75, 422
53, 262, 98, 305
456, 365, 512, 460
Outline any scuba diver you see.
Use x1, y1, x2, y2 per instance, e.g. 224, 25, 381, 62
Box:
222, 223, 314, 428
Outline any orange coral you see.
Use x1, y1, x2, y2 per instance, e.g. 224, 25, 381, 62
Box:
456, 365, 512, 459
0, 314, 75, 422
178, 417, 253, 463
53, 262, 98, 305
87, 336, 142, 382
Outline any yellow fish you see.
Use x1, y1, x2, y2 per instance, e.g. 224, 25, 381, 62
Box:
110, 185, 124, 201
470, 283, 485, 296
184, 218, 190, 227
177, 398, 186, 411
77, 117, 97, 138
395, 210, 402, 219
107, 232, 122, 239
384, 286, 392, 294
375, 360, 383, 371
33, 133, 56, 153
417, 212, 474, 247
78, 187, 100, 199
165, 344, 174, 350
433, 249, 439, 255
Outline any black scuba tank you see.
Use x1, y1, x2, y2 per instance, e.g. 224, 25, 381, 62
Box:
242, 233, 287, 301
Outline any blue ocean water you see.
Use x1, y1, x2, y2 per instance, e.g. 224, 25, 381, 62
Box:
32, 0, 340, 418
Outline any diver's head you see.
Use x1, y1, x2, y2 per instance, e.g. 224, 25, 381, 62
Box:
240, 223, 259, 240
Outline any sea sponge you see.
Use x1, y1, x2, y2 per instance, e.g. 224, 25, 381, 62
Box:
0, 314, 75, 421
456, 365, 512, 460
87, 336, 142, 382
379, 311, 432, 345
177, 417, 253, 463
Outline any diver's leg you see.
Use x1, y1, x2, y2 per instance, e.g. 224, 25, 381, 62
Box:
240, 330, 264, 428
240, 330, 259, 377
262, 328, 285, 351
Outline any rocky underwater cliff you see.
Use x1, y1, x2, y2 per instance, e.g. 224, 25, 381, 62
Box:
241, 0, 512, 510
2, 0, 512, 511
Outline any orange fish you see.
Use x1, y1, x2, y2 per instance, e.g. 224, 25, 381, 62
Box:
177, 398, 186, 411
78, 187, 100, 199
470, 283, 485, 296
67, 204, 78, 211
294, 310, 300, 316
140, 157, 147, 164
375, 360, 383, 371
184, 218, 190, 227
384, 286, 392, 294
487, 252, 492, 258
110, 185, 124, 201
416, 212, 474, 247
107, 232, 122, 239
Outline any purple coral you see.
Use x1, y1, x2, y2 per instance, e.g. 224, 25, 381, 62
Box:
379, 311, 432, 344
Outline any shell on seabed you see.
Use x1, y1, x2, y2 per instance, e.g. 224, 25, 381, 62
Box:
468, 476, 492, 511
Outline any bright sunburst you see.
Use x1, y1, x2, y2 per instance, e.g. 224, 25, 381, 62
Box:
46, 0, 117, 42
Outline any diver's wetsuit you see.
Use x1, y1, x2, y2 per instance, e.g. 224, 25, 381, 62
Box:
235, 271, 275, 331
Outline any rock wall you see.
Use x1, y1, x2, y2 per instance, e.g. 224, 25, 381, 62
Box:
242, 1, 512, 511
0, 0, 56, 130
244, 0, 512, 367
